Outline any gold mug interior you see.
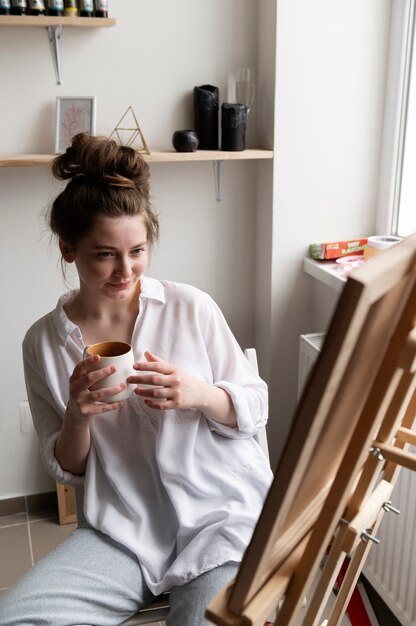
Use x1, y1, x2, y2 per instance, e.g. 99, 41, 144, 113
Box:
85, 341, 132, 357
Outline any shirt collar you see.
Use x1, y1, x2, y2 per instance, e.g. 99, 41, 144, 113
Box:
139, 275, 166, 304
52, 290, 82, 345
52, 277, 166, 345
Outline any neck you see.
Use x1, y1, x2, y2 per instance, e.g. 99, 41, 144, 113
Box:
66, 282, 141, 326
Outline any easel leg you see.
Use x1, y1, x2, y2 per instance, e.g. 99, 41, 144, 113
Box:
302, 531, 346, 626
326, 541, 368, 626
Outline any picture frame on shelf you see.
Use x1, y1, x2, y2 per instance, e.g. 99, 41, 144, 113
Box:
55, 96, 97, 154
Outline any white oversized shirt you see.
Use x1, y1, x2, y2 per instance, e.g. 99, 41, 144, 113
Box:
23, 276, 272, 594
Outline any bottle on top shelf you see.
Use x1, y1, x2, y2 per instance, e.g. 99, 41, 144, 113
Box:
28, 0, 45, 15
79, 0, 93, 17
0, 0, 11, 15
46, 0, 63, 15
10, 0, 27, 14
94, 0, 108, 17
63, 0, 78, 16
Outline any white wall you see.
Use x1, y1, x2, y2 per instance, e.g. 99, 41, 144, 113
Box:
261, 0, 392, 465
0, 0, 395, 495
0, 0, 261, 498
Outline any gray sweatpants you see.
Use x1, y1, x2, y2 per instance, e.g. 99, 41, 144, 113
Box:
0, 526, 238, 626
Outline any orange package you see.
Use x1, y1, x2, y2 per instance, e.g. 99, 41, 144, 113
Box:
310, 238, 368, 260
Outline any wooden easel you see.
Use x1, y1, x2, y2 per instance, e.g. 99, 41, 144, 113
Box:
207, 232, 416, 626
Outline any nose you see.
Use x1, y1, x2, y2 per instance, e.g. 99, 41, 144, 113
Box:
114, 255, 132, 278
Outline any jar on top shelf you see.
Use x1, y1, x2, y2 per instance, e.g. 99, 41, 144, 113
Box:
11, 0, 27, 14
28, 0, 45, 15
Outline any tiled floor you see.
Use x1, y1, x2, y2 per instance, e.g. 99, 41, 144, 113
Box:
0, 492, 167, 625
0, 491, 76, 595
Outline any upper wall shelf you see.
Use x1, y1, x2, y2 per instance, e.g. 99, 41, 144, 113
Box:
0, 149, 273, 168
0, 15, 116, 84
0, 149, 273, 202
0, 16, 116, 27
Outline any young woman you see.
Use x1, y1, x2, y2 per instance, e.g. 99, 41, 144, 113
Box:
0, 133, 272, 626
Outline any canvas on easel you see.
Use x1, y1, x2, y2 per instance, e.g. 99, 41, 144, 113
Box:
206, 232, 416, 626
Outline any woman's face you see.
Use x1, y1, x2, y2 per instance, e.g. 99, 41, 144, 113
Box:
61, 214, 149, 301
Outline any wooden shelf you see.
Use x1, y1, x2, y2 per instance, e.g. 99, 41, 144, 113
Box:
147, 149, 273, 163
0, 15, 116, 27
0, 149, 273, 201
0, 149, 274, 168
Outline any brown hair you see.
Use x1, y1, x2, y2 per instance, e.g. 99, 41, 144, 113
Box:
49, 133, 159, 249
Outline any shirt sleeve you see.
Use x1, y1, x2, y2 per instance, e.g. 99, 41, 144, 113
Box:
201, 297, 269, 439
22, 335, 84, 486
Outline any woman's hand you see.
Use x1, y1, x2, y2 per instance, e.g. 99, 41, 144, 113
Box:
127, 351, 237, 427
127, 351, 204, 410
55, 355, 125, 476
66, 355, 125, 424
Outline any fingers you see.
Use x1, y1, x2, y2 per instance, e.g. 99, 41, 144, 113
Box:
144, 350, 163, 363
70, 354, 100, 382
67, 383, 126, 420
143, 399, 175, 410
135, 352, 176, 373
86, 399, 124, 414
128, 354, 196, 412
71, 354, 121, 390
68, 356, 128, 419
132, 376, 186, 410
128, 359, 171, 390
126, 372, 166, 386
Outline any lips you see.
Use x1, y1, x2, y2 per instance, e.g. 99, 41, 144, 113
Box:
109, 282, 130, 290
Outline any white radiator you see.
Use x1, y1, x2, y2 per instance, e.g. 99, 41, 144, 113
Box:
363, 463, 416, 626
298, 332, 416, 626
298, 333, 325, 398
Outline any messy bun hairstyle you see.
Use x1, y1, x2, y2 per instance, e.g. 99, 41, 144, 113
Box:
49, 133, 159, 248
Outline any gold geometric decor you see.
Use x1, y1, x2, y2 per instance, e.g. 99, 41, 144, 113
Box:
109, 106, 150, 155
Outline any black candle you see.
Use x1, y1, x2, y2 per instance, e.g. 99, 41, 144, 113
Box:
193, 85, 219, 150
221, 103, 247, 151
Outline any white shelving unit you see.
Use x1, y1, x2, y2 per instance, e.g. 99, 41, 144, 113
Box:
303, 257, 347, 293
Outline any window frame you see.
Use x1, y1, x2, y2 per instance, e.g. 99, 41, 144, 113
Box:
376, 0, 415, 235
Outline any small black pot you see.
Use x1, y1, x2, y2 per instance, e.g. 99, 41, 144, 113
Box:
172, 130, 199, 153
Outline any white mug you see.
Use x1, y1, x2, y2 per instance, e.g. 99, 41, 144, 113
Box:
83, 341, 135, 402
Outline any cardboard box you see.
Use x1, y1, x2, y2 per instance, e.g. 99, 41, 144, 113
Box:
310, 238, 368, 260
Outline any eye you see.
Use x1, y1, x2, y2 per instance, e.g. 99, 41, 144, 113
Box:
97, 251, 114, 258
131, 247, 146, 256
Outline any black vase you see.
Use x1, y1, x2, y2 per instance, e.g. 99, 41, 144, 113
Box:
193, 84, 219, 150
221, 103, 247, 151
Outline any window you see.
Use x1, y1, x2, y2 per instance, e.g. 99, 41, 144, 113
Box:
379, 0, 416, 237
396, 1, 416, 236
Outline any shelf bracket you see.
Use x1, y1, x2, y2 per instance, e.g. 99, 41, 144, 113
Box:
213, 160, 223, 202
47, 25, 63, 85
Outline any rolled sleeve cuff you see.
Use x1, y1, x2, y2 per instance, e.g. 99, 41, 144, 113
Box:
41, 432, 85, 486
206, 381, 261, 438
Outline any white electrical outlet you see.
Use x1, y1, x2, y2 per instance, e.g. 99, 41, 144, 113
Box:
19, 401, 35, 433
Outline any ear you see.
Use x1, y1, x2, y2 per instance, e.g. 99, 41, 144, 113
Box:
59, 240, 75, 263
